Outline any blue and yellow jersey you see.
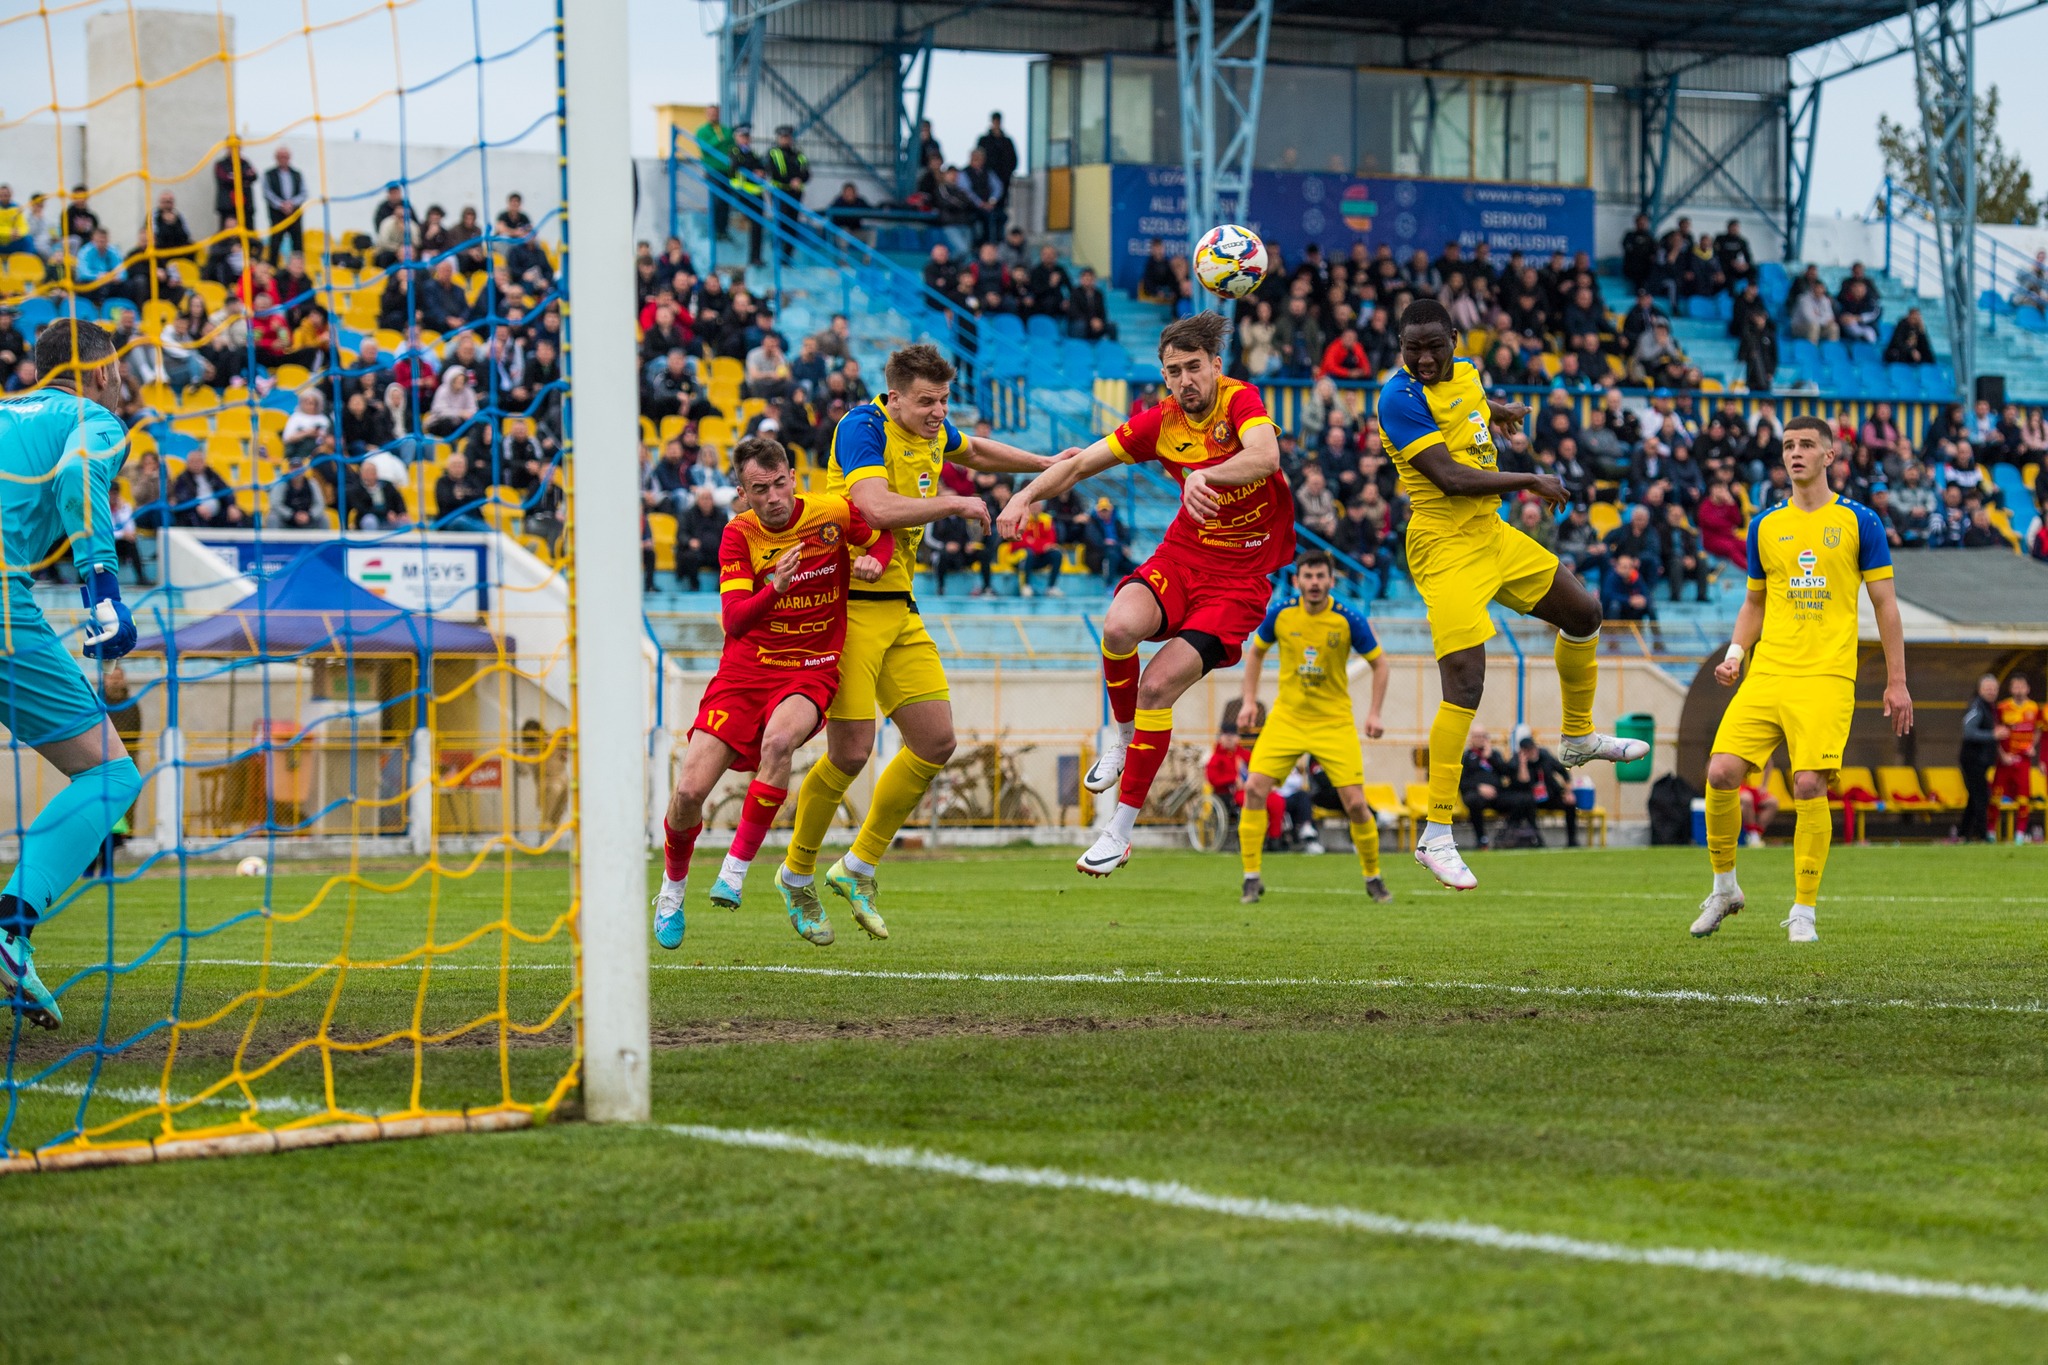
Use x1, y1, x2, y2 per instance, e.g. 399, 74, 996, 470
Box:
1253, 595, 1381, 727
0, 389, 125, 619
826, 397, 967, 595
1375, 357, 1499, 530
1745, 494, 1892, 680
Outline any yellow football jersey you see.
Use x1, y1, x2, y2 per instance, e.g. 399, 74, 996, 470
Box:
1375, 357, 1499, 530
1745, 494, 1893, 680
1254, 595, 1382, 726
827, 396, 968, 594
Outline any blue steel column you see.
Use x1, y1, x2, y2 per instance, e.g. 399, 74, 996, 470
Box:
1914, 0, 1977, 400
1173, 0, 1272, 311
1783, 83, 1821, 261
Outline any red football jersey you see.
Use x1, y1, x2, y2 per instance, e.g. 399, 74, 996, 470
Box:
1108, 377, 1294, 575
1998, 697, 2041, 758
717, 493, 883, 672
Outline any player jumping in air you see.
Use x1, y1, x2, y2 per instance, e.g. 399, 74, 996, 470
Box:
655, 436, 892, 948
1379, 300, 1645, 892
0, 321, 144, 1030
1691, 415, 1912, 942
1236, 549, 1393, 905
996, 311, 1294, 877
777, 344, 1058, 939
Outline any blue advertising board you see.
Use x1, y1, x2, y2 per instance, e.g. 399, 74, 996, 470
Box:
1108, 164, 1595, 292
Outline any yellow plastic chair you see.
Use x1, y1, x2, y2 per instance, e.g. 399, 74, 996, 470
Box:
1919, 766, 1968, 812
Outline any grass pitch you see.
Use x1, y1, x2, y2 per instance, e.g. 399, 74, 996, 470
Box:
6, 842, 2048, 1362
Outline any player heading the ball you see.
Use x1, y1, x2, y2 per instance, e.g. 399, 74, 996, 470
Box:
998, 311, 1293, 878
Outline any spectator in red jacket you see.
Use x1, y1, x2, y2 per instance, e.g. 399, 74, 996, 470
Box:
1319, 326, 1373, 381
1016, 508, 1063, 596
1696, 478, 1747, 565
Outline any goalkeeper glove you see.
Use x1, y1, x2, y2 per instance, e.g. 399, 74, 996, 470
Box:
81, 567, 136, 661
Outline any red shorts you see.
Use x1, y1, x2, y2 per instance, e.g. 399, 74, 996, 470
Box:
1120, 547, 1274, 670
689, 666, 835, 772
1992, 757, 2035, 804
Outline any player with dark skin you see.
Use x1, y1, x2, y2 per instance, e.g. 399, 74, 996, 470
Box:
1397, 315, 1604, 712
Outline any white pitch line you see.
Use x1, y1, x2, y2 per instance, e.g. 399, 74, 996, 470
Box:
47, 958, 2048, 1019
666, 1123, 2048, 1313
14, 1080, 322, 1115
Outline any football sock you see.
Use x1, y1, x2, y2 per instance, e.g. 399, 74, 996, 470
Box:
1713, 870, 1740, 896
784, 758, 858, 878
2, 759, 141, 930
1117, 707, 1175, 810
1792, 794, 1831, 907
1239, 803, 1265, 876
849, 749, 945, 867
727, 780, 787, 870
1427, 702, 1477, 828
717, 854, 751, 887
1704, 785, 1741, 875
662, 820, 701, 883
1266, 791, 1284, 840
842, 852, 876, 877
1351, 822, 1380, 878
1554, 630, 1599, 738
1107, 802, 1141, 841
1102, 644, 1140, 726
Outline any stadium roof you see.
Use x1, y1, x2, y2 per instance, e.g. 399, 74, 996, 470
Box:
1006, 0, 1916, 57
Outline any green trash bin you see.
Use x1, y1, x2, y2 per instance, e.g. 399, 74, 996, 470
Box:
1614, 712, 1655, 783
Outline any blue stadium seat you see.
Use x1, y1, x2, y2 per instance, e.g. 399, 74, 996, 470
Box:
1060, 339, 1096, 389
1025, 313, 1058, 342
261, 386, 300, 412
1787, 338, 1821, 376
1129, 361, 1163, 387
1995, 463, 2030, 511
17, 297, 55, 331
1817, 339, 1849, 370
1093, 339, 1130, 381
1980, 289, 2012, 316
1886, 362, 1919, 396
2017, 309, 2048, 335
988, 313, 1025, 342
1757, 261, 1791, 307
1684, 296, 1717, 320
1853, 364, 1889, 398
1933, 362, 1957, 397
1845, 339, 1879, 366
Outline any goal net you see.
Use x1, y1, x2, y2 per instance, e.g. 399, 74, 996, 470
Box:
0, 0, 634, 1168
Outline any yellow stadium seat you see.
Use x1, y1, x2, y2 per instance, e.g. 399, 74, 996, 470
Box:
193, 280, 227, 312
1363, 782, 1411, 846
649, 512, 677, 572
170, 415, 212, 439
709, 356, 744, 387
272, 363, 312, 391
5, 254, 45, 285
696, 416, 733, 450
658, 414, 687, 444
214, 406, 254, 437
140, 299, 179, 337
1588, 502, 1621, 536
138, 382, 177, 412
1920, 766, 1969, 811
1765, 767, 1794, 809
2019, 460, 2036, 489
639, 415, 658, 446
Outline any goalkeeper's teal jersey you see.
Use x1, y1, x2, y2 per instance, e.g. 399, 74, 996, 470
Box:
0, 389, 124, 626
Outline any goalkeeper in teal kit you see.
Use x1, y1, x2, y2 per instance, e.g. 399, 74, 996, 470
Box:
0, 320, 144, 1030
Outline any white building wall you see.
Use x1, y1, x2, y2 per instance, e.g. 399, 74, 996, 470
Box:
85, 10, 236, 248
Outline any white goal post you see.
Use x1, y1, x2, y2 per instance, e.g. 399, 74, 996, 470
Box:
563, 0, 651, 1123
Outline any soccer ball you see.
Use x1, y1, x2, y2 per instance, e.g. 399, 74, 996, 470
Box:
236, 855, 267, 878
1192, 224, 1267, 299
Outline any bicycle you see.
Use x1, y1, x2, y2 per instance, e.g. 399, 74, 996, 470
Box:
923, 738, 1052, 840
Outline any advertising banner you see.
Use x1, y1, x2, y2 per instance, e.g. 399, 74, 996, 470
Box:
1108, 164, 1595, 292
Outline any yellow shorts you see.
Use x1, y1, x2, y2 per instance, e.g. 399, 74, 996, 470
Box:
1711, 672, 1855, 774
827, 596, 951, 722
1407, 515, 1560, 658
1248, 712, 1365, 789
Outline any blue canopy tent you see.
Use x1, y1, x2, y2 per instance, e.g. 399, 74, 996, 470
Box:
135, 544, 502, 658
